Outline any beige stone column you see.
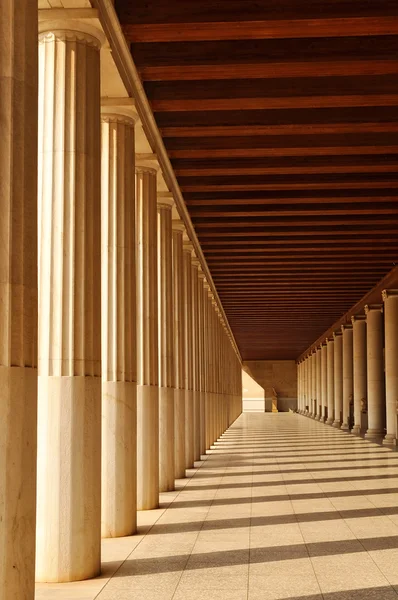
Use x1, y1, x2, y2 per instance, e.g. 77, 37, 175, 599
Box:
341, 324, 353, 431
198, 270, 207, 455
183, 241, 194, 468
307, 355, 312, 415
158, 194, 175, 491
326, 337, 335, 424
36, 23, 103, 582
172, 220, 186, 478
315, 347, 321, 419
365, 304, 385, 439
191, 256, 201, 461
101, 107, 137, 538
320, 343, 327, 422
333, 331, 343, 428
311, 351, 317, 416
136, 162, 159, 509
0, 0, 38, 595
204, 282, 212, 448
297, 361, 302, 413
383, 290, 398, 445
351, 315, 367, 435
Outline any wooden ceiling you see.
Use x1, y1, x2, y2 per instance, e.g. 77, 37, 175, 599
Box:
118, 0, 398, 360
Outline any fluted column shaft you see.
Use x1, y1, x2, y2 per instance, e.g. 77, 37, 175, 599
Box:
311, 352, 316, 415
101, 112, 137, 537
383, 290, 398, 444
0, 0, 38, 596
351, 316, 367, 435
198, 272, 207, 454
136, 165, 159, 509
333, 332, 343, 428
316, 348, 321, 419
341, 324, 353, 430
158, 197, 175, 491
326, 338, 335, 424
37, 26, 102, 582
191, 258, 201, 461
183, 244, 194, 468
321, 343, 327, 422
365, 305, 385, 439
172, 222, 186, 478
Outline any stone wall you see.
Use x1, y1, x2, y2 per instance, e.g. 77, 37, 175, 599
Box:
243, 360, 297, 412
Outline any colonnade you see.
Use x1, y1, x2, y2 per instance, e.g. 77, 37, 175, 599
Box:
0, 4, 242, 599
298, 292, 398, 446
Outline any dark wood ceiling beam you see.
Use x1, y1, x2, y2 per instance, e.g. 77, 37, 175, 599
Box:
153, 94, 398, 112
141, 60, 398, 81
182, 182, 398, 192
122, 16, 398, 43
187, 196, 398, 206
189, 207, 398, 218
170, 146, 398, 158
178, 165, 398, 176
161, 123, 398, 137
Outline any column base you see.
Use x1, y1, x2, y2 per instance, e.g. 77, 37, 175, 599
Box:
365, 429, 385, 440
326, 417, 334, 425
137, 384, 159, 510
332, 420, 341, 428
185, 389, 195, 469
351, 425, 361, 436
314, 415, 321, 421
383, 433, 397, 446
36, 375, 101, 582
159, 386, 175, 492
340, 422, 350, 431
319, 416, 326, 423
0, 366, 37, 597
174, 388, 186, 479
102, 380, 137, 538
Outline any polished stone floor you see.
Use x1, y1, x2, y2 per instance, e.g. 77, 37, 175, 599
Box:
35, 413, 398, 600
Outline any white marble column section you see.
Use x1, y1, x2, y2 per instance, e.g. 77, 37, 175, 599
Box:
157, 194, 175, 491
36, 23, 103, 582
183, 241, 194, 468
191, 255, 201, 461
365, 304, 386, 439
172, 220, 186, 478
383, 290, 398, 445
316, 347, 321, 419
321, 343, 327, 422
136, 161, 159, 509
341, 324, 353, 431
326, 337, 335, 424
101, 107, 137, 538
333, 331, 343, 428
0, 0, 38, 595
351, 315, 367, 435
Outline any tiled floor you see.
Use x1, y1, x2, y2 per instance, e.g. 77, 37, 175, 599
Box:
35, 413, 398, 600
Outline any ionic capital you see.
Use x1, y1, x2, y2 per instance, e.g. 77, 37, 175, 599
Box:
157, 191, 174, 210
382, 289, 398, 301
172, 219, 185, 233
364, 303, 383, 315
39, 20, 106, 48
351, 314, 366, 324
101, 97, 139, 125
135, 153, 160, 175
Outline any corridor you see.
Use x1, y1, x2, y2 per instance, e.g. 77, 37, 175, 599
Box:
36, 413, 398, 600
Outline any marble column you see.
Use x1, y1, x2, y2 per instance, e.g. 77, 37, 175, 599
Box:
326, 337, 335, 424
365, 304, 385, 440
36, 23, 103, 582
351, 315, 367, 435
183, 241, 194, 468
198, 270, 207, 455
0, 0, 38, 595
157, 194, 175, 491
341, 324, 353, 431
315, 347, 322, 419
307, 355, 312, 415
101, 108, 138, 537
136, 162, 159, 509
333, 331, 343, 428
311, 351, 317, 416
383, 290, 398, 445
297, 361, 302, 413
172, 220, 186, 478
321, 343, 327, 422
191, 256, 201, 462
